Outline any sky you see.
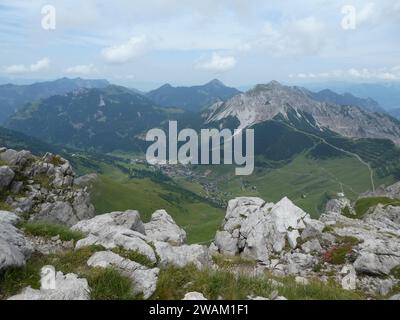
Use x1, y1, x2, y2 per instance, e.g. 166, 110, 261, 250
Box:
0, 0, 399, 90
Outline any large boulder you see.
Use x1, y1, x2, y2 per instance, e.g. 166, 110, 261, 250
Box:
0, 149, 34, 167
32, 193, 95, 227
144, 210, 186, 245
0, 211, 32, 271
8, 267, 90, 300
214, 231, 238, 256
154, 241, 212, 269
72, 211, 156, 263
353, 252, 400, 276
73, 210, 145, 234
213, 196, 314, 261
0, 166, 15, 191
87, 251, 159, 299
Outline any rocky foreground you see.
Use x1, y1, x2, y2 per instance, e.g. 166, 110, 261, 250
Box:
1, 147, 400, 300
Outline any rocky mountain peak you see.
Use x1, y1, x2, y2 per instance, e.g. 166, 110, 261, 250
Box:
205, 79, 225, 87
206, 81, 400, 144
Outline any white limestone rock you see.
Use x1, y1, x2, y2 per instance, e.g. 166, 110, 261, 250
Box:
0, 211, 32, 271
8, 268, 89, 300
154, 241, 212, 268
144, 210, 186, 245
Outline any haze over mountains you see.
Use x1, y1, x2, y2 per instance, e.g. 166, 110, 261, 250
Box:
305, 81, 400, 112
146, 79, 241, 111
0, 78, 110, 123
3, 78, 400, 153
5, 85, 172, 152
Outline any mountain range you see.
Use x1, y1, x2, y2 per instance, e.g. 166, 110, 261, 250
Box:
305, 81, 400, 111
5, 80, 400, 152
0, 77, 109, 123
205, 81, 400, 144
306, 89, 385, 113
3, 79, 400, 186
5, 85, 174, 152
146, 79, 241, 111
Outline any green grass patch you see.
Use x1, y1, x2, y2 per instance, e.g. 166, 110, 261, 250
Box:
341, 206, 353, 218
200, 155, 393, 218
47, 155, 65, 166
111, 247, 155, 268
353, 197, 400, 219
0, 200, 12, 211
322, 225, 334, 233
22, 222, 85, 242
85, 267, 140, 300
0, 253, 43, 299
32, 174, 52, 189
322, 235, 359, 265
153, 265, 364, 300
91, 173, 224, 244
212, 254, 257, 269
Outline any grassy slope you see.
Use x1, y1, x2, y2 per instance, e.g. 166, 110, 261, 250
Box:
89, 164, 223, 244
194, 154, 394, 218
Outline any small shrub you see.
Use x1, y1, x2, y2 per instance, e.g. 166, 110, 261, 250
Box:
48, 155, 65, 167
312, 263, 323, 273
337, 235, 361, 246
322, 225, 334, 233
86, 268, 138, 300
22, 222, 85, 242
341, 206, 353, 218
323, 244, 353, 265
33, 175, 52, 189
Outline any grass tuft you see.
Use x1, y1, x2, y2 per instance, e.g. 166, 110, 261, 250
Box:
153, 265, 364, 300
22, 222, 85, 242
85, 267, 139, 300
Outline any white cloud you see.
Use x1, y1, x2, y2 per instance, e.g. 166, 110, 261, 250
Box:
290, 66, 400, 80
101, 36, 150, 64
244, 16, 327, 56
65, 64, 98, 75
30, 58, 51, 72
195, 52, 236, 72
3, 58, 50, 74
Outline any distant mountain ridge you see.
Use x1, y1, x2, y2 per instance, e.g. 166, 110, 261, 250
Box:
5, 85, 173, 152
306, 88, 385, 113
304, 81, 400, 111
146, 79, 241, 111
0, 77, 110, 123
205, 81, 400, 144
